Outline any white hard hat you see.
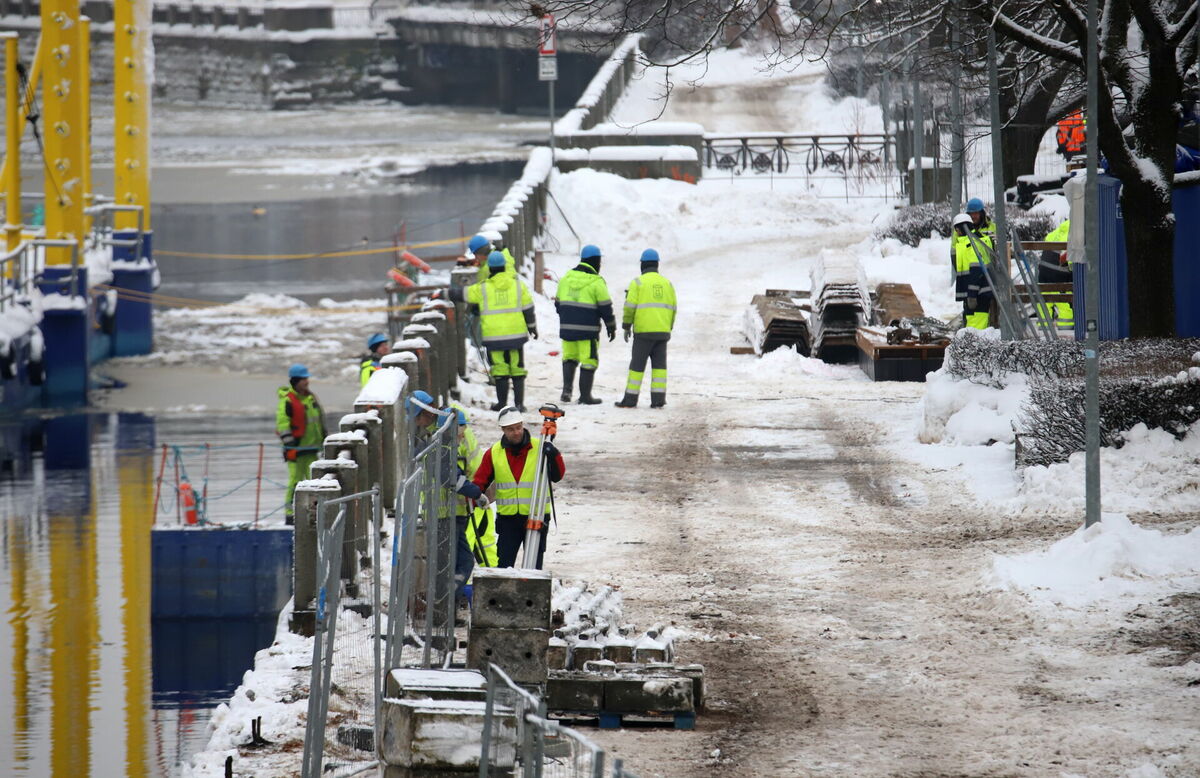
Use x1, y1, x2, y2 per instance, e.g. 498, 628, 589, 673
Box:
497, 406, 524, 427
952, 213, 973, 229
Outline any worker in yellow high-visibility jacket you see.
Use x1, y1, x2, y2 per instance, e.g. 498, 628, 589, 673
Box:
615, 249, 677, 409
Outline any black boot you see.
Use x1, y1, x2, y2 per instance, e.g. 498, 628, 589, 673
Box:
614, 392, 638, 408
577, 369, 602, 404
512, 376, 527, 412
650, 392, 666, 409
561, 360, 577, 403
490, 377, 510, 411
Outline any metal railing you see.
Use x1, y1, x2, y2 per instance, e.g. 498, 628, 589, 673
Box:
480, 663, 639, 778
302, 486, 383, 778
702, 133, 897, 194
84, 202, 145, 262
1, 238, 82, 313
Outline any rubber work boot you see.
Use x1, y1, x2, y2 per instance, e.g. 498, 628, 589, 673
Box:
561, 360, 577, 403
650, 392, 666, 409
577, 369, 602, 405
614, 392, 638, 408
512, 376, 527, 412
489, 377, 510, 411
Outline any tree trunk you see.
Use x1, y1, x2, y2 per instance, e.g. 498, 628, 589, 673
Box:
1119, 177, 1177, 338
1000, 122, 1047, 188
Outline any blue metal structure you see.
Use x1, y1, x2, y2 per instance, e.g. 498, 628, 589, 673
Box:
152, 527, 294, 619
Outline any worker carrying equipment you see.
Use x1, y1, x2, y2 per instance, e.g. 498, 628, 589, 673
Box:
951, 208, 996, 330
446, 251, 538, 412
360, 332, 392, 387
615, 249, 677, 409
276, 363, 325, 524
471, 404, 566, 569
555, 244, 617, 404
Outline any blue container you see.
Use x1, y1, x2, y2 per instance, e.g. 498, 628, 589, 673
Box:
111, 230, 155, 356
1173, 179, 1200, 336
152, 527, 293, 618
38, 266, 91, 405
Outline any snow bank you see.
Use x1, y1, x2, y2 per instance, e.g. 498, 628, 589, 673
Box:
1021, 422, 1200, 515
991, 513, 1200, 609
854, 236, 958, 319
918, 366, 1028, 445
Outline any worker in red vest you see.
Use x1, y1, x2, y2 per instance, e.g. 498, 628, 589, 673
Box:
1056, 111, 1085, 160
276, 363, 326, 524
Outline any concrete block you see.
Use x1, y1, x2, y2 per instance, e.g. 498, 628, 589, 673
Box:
467, 627, 549, 684
569, 644, 602, 669
546, 637, 568, 670
604, 675, 694, 714
470, 568, 552, 630
581, 660, 616, 674
546, 670, 605, 712
386, 668, 487, 702
678, 664, 706, 710
379, 698, 515, 770
602, 639, 634, 663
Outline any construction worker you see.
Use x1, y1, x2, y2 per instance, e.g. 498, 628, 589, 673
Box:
447, 251, 537, 412
467, 233, 515, 282
615, 249, 677, 409
471, 406, 565, 569
407, 391, 490, 597
359, 332, 391, 387
1056, 110, 1086, 161
951, 205, 995, 329
1038, 218, 1073, 329
276, 364, 326, 524
556, 244, 617, 404
451, 406, 499, 568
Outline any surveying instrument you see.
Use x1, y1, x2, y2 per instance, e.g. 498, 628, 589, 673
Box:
520, 403, 565, 568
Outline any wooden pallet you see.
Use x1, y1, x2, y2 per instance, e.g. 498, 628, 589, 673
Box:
551, 710, 696, 731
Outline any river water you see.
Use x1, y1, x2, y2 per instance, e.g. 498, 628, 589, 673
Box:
0, 101, 533, 775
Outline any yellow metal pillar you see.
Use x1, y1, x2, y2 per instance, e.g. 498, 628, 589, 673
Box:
78, 17, 92, 233
113, 0, 151, 231
40, 0, 85, 263
0, 35, 42, 205
3, 33, 20, 252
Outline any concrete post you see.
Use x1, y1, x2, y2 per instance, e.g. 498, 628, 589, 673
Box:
410, 311, 451, 405
339, 411, 383, 515
354, 382, 408, 513
534, 251, 545, 295
450, 267, 476, 380
322, 432, 370, 557
290, 476, 342, 635
402, 324, 440, 402
309, 457, 361, 586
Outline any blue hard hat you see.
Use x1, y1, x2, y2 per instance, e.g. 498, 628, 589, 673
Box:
487, 251, 507, 268
367, 332, 388, 350
406, 389, 435, 420
966, 197, 985, 213
640, 248, 660, 263
468, 234, 491, 254
288, 363, 310, 379
449, 407, 467, 426
581, 244, 601, 260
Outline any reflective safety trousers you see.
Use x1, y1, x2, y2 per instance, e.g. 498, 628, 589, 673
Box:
489, 437, 551, 517
623, 271, 677, 334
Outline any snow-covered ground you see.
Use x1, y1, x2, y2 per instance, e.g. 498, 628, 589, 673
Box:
163, 41, 1200, 778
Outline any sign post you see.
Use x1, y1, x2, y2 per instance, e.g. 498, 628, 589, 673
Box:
538, 14, 557, 158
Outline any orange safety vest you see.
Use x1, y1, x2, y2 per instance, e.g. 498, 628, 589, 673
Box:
1057, 111, 1085, 154
284, 390, 306, 462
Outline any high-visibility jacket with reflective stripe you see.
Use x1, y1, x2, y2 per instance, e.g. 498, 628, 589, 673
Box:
953, 222, 995, 274
556, 264, 614, 340
475, 247, 517, 283
466, 273, 534, 345
360, 358, 378, 387
490, 437, 550, 517
1045, 219, 1070, 244
623, 271, 677, 334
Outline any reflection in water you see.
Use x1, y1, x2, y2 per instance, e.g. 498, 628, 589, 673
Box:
0, 413, 281, 776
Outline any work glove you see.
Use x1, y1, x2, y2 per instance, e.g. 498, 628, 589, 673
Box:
606, 322, 616, 342
622, 326, 631, 343
530, 325, 539, 340
475, 493, 490, 510
542, 441, 559, 460
280, 433, 298, 449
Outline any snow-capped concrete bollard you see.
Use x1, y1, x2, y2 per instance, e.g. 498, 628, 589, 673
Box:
402, 323, 442, 403
339, 410, 382, 506
378, 698, 516, 771
309, 457, 361, 585
569, 633, 603, 669
355, 366, 410, 511
392, 336, 432, 395
547, 633, 568, 670
411, 310, 454, 403
385, 668, 488, 702
322, 431, 370, 559
290, 475, 342, 636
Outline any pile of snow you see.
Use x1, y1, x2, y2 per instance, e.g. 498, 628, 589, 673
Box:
1021, 422, 1200, 515
918, 365, 1028, 446
991, 513, 1200, 609
855, 236, 958, 319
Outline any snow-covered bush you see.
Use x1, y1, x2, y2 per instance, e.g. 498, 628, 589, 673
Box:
875, 203, 1058, 248
944, 328, 1082, 387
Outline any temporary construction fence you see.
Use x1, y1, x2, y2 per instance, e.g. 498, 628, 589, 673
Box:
479, 664, 640, 778
151, 441, 286, 525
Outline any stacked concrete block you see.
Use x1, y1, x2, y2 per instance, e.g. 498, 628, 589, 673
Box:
379, 698, 515, 772
385, 668, 488, 703
546, 670, 605, 712
604, 674, 693, 715
467, 568, 552, 685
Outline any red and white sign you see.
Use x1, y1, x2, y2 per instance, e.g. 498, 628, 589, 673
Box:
538, 14, 556, 55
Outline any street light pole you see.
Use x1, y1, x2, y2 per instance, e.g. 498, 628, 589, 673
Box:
1083, 0, 1102, 526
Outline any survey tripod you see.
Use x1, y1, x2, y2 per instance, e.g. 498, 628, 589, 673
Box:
520, 403, 565, 569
